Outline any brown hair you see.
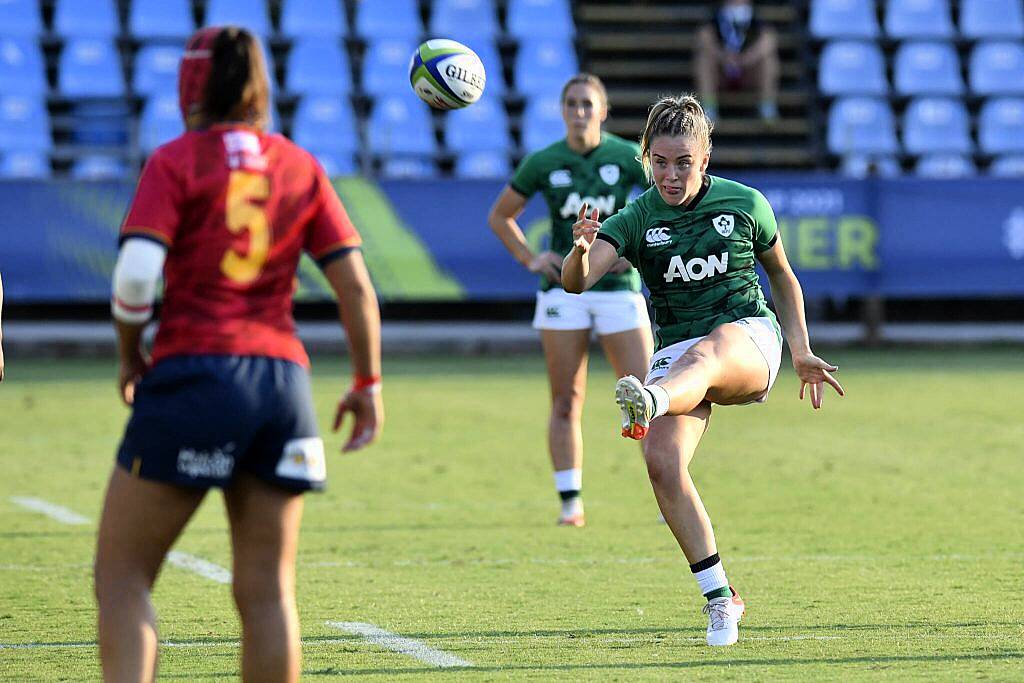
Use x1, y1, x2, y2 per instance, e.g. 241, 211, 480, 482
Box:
202, 27, 270, 129
638, 94, 713, 181
559, 73, 609, 108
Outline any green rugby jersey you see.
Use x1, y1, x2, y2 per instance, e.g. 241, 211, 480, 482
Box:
510, 132, 645, 292
598, 175, 780, 350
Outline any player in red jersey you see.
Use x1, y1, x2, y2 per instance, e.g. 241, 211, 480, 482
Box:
93, 27, 382, 683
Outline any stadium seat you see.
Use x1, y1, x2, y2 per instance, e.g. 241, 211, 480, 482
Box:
884, 0, 953, 39
367, 93, 436, 156
893, 42, 963, 96
826, 97, 898, 155
902, 97, 972, 155
280, 0, 347, 38
381, 157, 437, 178
204, 0, 272, 39
133, 44, 183, 97
362, 38, 416, 97
128, 0, 195, 41
286, 37, 352, 95
809, 0, 879, 40
988, 154, 1024, 176
309, 150, 358, 177
54, 0, 120, 39
59, 39, 126, 97
69, 99, 131, 145
978, 97, 1024, 155
139, 94, 184, 153
454, 149, 510, 178
839, 153, 901, 177
959, 0, 1024, 41
914, 153, 977, 178
354, 0, 421, 41
0, 95, 51, 151
445, 97, 510, 152
969, 42, 1024, 96
430, 0, 499, 42
442, 38, 505, 95
70, 154, 127, 180
0, 38, 47, 95
0, 151, 51, 178
290, 95, 359, 155
0, 0, 43, 37
520, 95, 564, 151
818, 41, 887, 96
514, 38, 578, 97
507, 0, 574, 39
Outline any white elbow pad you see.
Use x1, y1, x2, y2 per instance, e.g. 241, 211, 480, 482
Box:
111, 238, 167, 324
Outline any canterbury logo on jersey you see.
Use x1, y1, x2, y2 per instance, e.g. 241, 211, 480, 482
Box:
559, 192, 616, 219
663, 252, 729, 283
645, 227, 671, 246
650, 357, 671, 371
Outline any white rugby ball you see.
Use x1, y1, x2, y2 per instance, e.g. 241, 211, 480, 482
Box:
408, 39, 486, 110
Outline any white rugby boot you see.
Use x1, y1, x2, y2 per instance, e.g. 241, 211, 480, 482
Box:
702, 587, 745, 646
615, 375, 654, 440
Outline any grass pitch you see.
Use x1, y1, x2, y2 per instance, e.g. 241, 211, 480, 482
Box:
0, 349, 1022, 681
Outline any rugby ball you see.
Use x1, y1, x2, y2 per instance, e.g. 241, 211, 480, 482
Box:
409, 39, 486, 110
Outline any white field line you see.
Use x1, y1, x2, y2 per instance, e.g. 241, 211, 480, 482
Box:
10, 497, 89, 525
166, 551, 232, 585
326, 621, 473, 669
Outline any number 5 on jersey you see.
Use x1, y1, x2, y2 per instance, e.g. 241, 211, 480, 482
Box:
221, 170, 270, 284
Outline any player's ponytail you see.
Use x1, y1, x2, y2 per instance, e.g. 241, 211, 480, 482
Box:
638, 94, 713, 182
202, 27, 270, 130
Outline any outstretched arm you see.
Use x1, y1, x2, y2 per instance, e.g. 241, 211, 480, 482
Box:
562, 203, 619, 293
757, 238, 844, 409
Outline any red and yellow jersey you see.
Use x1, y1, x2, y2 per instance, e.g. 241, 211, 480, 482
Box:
121, 124, 361, 367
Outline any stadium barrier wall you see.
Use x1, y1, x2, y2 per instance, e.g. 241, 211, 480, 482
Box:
2, 175, 1023, 304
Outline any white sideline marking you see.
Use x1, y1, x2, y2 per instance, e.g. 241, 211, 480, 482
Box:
166, 551, 232, 585
326, 621, 473, 668
10, 497, 89, 525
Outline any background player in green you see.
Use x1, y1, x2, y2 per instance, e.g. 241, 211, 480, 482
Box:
563, 94, 844, 646
488, 74, 653, 527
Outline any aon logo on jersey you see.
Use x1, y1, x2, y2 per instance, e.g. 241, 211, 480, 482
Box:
663, 252, 729, 283
559, 192, 616, 218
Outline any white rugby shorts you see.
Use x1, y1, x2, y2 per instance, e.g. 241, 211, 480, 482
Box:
532, 288, 650, 336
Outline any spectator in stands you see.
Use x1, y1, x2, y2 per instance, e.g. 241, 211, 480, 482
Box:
694, 0, 780, 122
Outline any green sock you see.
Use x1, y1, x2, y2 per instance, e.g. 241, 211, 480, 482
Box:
704, 586, 731, 601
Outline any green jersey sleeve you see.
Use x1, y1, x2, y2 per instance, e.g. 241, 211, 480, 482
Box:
509, 151, 541, 197
597, 201, 643, 263
626, 142, 647, 187
750, 189, 779, 253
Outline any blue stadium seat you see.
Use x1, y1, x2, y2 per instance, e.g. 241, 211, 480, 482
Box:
0, 151, 50, 178
988, 154, 1024, 176
809, 0, 879, 40
839, 153, 901, 177
71, 154, 127, 180
0, 38, 47, 95
884, 0, 953, 39
514, 38, 578, 97
827, 97, 898, 155
818, 41, 887, 96
0, 95, 51, 151
54, 0, 120, 39
286, 37, 351, 95
354, 0, 421, 41
367, 93, 435, 155
129, 0, 195, 41
902, 97, 972, 155
454, 149, 510, 178
521, 95, 564, 150
280, 0, 347, 38
969, 42, 1024, 96
443, 38, 504, 95
381, 157, 437, 178
309, 150, 358, 177
291, 95, 359, 155
362, 38, 416, 96
959, 0, 1024, 41
507, 0, 574, 39
204, 0, 271, 39
978, 97, 1024, 154
133, 44, 183, 97
430, 0, 498, 42
0, 0, 43, 37
60, 39, 125, 97
445, 97, 510, 152
139, 94, 184, 152
915, 153, 976, 178
893, 42, 963, 96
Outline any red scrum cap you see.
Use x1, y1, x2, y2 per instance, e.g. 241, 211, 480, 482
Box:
178, 26, 221, 126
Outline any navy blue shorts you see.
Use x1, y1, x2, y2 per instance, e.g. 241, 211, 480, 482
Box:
117, 355, 325, 492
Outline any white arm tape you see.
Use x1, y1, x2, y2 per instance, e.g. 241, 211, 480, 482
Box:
111, 238, 167, 324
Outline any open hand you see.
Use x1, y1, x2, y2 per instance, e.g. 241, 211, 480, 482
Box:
793, 351, 844, 410
571, 203, 601, 254
333, 386, 384, 452
527, 251, 563, 283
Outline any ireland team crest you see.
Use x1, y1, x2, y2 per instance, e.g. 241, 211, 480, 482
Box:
712, 214, 734, 237
599, 164, 620, 185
